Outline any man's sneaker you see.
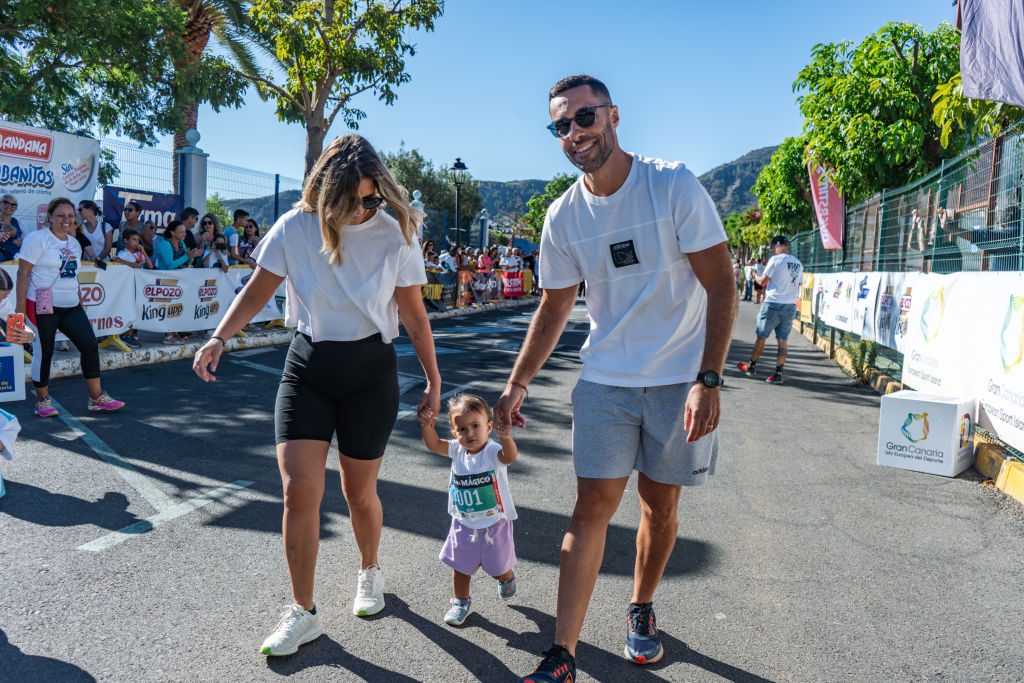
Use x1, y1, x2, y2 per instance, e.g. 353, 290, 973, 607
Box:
88, 392, 124, 411
34, 398, 58, 418
625, 602, 664, 664
120, 333, 141, 348
499, 573, 517, 600
518, 645, 576, 683
737, 361, 756, 376
352, 564, 385, 616
443, 598, 472, 626
766, 374, 784, 385
260, 604, 322, 656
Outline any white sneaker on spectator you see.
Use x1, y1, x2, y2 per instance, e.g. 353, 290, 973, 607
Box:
260, 604, 321, 656
352, 564, 385, 616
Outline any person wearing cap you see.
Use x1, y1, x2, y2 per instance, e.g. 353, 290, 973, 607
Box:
737, 235, 803, 384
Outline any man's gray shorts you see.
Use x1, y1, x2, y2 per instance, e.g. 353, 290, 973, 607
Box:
570, 379, 717, 486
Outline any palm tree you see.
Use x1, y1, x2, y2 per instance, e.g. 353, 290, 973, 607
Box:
171, 0, 260, 184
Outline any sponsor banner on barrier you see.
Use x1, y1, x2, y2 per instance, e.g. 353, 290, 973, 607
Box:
1, 263, 133, 339
851, 272, 881, 341
222, 266, 285, 323
0, 122, 99, 233
815, 274, 839, 329
873, 272, 906, 351
901, 273, 968, 394
968, 272, 1024, 454
132, 268, 233, 333
799, 273, 816, 323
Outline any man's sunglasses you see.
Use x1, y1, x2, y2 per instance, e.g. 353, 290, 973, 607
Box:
547, 104, 612, 138
0, 200, 16, 208
361, 195, 384, 210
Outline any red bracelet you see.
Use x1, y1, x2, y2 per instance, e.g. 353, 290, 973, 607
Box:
508, 380, 529, 395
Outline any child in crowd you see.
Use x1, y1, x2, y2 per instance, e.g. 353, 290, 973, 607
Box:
114, 229, 151, 347
203, 236, 231, 272
114, 229, 154, 269
419, 394, 519, 626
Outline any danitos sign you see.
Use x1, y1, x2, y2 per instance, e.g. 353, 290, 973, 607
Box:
0, 126, 52, 163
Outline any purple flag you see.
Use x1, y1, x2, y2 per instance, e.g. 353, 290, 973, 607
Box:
960, 0, 1024, 108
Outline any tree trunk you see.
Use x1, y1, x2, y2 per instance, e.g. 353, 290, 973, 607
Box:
304, 118, 328, 179
172, 100, 200, 194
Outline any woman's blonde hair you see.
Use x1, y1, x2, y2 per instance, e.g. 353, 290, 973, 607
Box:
297, 134, 422, 265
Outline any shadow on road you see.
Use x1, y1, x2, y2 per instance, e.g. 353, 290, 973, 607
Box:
206, 478, 716, 577
0, 480, 139, 531
496, 605, 776, 683
0, 630, 96, 682
264, 630, 419, 680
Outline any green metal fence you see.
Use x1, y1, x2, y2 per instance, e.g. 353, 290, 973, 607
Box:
792, 120, 1024, 275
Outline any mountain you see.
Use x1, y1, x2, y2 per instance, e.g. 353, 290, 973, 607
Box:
225, 146, 777, 225
697, 145, 778, 218
477, 179, 548, 218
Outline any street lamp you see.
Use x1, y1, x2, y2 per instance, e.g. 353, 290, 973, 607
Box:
449, 158, 468, 249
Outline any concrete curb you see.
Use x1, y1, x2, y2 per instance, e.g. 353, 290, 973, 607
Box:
44, 297, 539, 381
791, 319, 1024, 507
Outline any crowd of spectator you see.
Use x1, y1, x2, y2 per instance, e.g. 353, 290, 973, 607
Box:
420, 241, 539, 301
0, 200, 266, 348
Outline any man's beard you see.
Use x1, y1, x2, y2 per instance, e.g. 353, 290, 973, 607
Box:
564, 122, 615, 173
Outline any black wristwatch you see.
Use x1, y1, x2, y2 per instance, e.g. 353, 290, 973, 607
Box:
696, 370, 722, 388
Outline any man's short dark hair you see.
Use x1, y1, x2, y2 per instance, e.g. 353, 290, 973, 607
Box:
770, 235, 789, 247
233, 208, 249, 221
182, 207, 199, 220
549, 75, 611, 101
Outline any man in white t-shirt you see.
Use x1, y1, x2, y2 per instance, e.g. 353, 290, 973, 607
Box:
737, 235, 804, 385
496, 75, 737, 682
498, 247, 519, 273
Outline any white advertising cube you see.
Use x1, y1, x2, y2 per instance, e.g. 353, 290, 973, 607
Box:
0, 342, 25, 402
877, 390, 976, 477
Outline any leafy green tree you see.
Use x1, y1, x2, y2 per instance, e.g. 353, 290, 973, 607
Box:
381, 146, 481, 232
488, 230, 509, 247
244, 0, 444, 176
932, 72, 1024, 149
794, 21, 961, 201
0, 0, 184, 144
522, 173, 577, 242
752, 135, 815, 234
205, 192, 232, 227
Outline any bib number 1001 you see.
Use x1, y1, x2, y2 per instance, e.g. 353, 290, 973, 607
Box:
452, 488, 484, 507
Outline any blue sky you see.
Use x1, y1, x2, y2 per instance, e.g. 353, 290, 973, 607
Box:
150, 0, 957, 186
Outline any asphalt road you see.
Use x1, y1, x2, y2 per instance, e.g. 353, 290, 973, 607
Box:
2, 301, 1023, 682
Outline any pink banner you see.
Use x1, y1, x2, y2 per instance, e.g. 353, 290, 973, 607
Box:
808, 161, 844, 250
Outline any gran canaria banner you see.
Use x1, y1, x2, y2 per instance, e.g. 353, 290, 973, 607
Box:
811, 270, 1024, 454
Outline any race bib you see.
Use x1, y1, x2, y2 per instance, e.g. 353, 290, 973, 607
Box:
450, 470, 503, 521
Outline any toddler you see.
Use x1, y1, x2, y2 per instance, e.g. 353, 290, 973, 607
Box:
419, 393, 518, 626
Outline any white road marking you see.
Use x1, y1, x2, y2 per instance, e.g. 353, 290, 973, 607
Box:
395, 381, 486, 421
50, 398, 255, 551
229, 358, 282, 376
77, 480, 255, 552
52, 398, 174, 512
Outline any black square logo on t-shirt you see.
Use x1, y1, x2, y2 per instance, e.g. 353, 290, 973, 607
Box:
609, 239, 639, 268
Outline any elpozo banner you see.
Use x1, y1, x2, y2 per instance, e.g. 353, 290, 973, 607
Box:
132, 268, 236, 333
0, 122, 99, 233
1, 263, 133, 338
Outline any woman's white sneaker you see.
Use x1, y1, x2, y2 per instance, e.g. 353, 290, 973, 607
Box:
352, 564, 385, 616
260, 604, 322, 656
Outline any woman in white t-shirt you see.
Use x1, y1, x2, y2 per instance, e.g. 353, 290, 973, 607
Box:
192, 135, 442, 657
16, 198, 124, 418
